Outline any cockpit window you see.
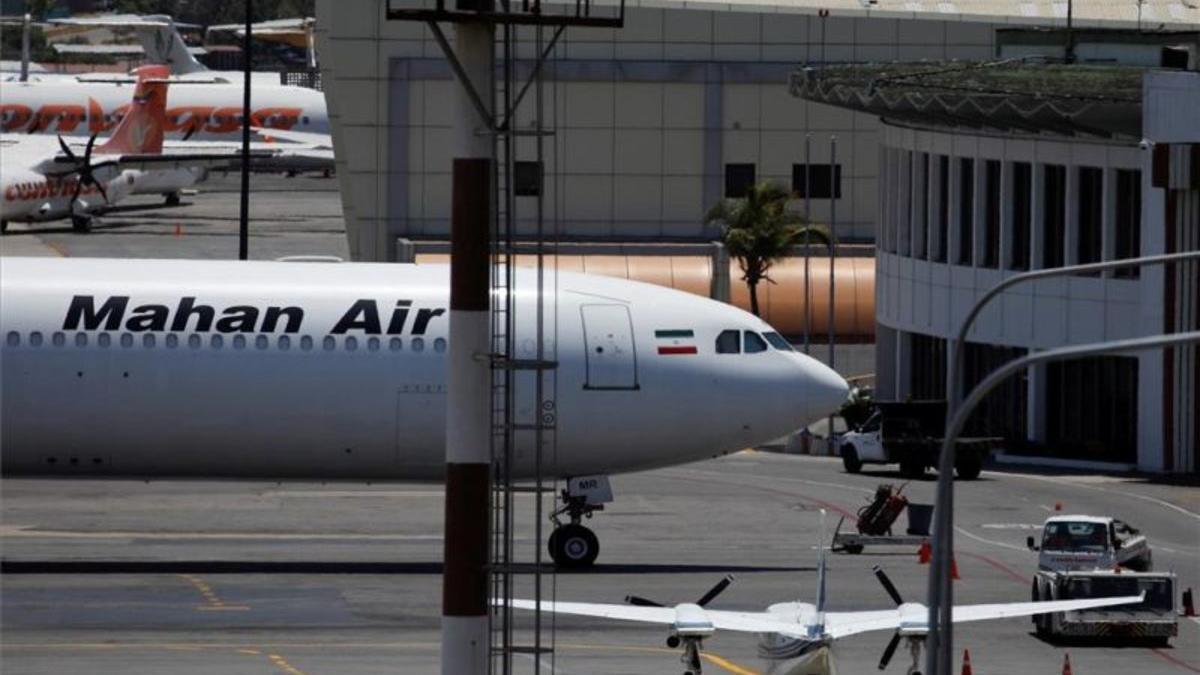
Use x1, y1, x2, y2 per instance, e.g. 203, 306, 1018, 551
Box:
763, 332, 793, 351
744, 331, 768, 354
715, 329, 740, 354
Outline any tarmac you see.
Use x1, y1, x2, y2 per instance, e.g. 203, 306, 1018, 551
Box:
2, 173, 1198, 675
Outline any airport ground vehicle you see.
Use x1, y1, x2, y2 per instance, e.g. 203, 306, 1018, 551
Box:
838, 401, 999, 479
1027, 516, 1178, 643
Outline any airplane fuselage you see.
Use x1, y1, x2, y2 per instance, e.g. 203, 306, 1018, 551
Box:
0, 258, 849, 481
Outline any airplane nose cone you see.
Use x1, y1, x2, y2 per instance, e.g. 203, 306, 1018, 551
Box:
803, 358, 850, 421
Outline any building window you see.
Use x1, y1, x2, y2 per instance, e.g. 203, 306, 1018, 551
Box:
982, 159, 1001, 268
908, 332, 947, 400
792, 163, 841, 199
724, 163, 756, 199
1077, 166, 1103, 268
1047, 356, 1138, 463
915, 153, 929, 260
1042, 164, 1066, 268
961, 341, 1027, 441
513, 161, 542, 197
957, 158, 974, 265
1010, 162, 1032, 271
934, 155, 949, 263
1114, 169, 1141, 279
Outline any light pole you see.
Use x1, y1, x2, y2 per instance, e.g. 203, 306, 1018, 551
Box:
925, 249, 1200, 674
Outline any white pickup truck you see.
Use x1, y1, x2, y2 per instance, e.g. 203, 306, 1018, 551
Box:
1027, 516, 1177, 643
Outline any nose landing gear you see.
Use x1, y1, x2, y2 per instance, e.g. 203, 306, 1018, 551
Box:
547, 476, 611, 568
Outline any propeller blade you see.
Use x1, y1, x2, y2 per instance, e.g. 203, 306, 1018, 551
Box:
57, 135, 76, 161
93, 177, 109, 204
83, 133, 98, 163
878, 631, 901, 670
696, 574, 735, 607
872, 566, 903, 606
624, 595, 665, 608
71, 176, 84, 205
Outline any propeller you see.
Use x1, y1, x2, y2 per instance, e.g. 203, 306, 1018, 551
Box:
624, 574, 736, 609
872, 566, 905, 671
50, 133, 111, 210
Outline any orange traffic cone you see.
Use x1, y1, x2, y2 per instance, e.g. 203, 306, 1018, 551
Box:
1054, 501, 1063, 511
951, 558, 961, 580
960, 649, 973, 675
174, 224, 182, 236
918, 541, 932, 564
1062, 653, 1073, 675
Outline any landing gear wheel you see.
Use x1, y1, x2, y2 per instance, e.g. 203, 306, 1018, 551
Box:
841, 444, 862, 473
163, 192, 181, 206
548, 524, 599, 568
71, 215, 92, 233
1, 220, 8, 233
955, 456, 983, 480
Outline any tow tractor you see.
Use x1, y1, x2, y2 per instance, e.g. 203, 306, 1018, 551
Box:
1028, 515, 1177, 643
838, 400, 1001, 479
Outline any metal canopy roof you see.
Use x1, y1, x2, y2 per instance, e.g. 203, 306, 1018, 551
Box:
789, 61, 1146, 139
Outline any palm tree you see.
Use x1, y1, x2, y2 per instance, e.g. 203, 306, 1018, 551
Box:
707, 181, 833, 316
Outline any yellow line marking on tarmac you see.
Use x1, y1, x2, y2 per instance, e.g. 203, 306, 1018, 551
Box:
267, 653, 307, 675
238, 649, 262, 655
177, 574, 251, 611
702, 652, 762, 675
45, 240, 69, 257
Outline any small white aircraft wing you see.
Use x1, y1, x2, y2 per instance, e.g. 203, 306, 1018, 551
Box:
948, 593, 1145, 626
822, 593, 1144, 640
504, 600, 806, 636
251, 127, 333, 148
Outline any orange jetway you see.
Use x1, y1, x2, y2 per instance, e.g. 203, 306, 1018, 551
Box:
415, 254, 874, 340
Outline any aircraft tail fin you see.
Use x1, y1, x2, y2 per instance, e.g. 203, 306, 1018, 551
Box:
132, 16, 208, 75
97, 66, 169, 155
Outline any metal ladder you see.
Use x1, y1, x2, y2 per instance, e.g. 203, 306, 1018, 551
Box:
489, 15, 559, 675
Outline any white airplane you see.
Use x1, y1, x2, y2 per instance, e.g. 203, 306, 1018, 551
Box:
503, 513, 1144, 673
0, 65, 256, 233
0, 257, 850, 567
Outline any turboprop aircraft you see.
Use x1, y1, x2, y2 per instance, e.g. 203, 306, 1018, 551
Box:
0, 257, 850, 567
0, 66, 258, 233
503, 513, 1144, 673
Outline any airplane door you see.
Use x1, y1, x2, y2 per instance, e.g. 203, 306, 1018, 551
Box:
580, 304, 639, 390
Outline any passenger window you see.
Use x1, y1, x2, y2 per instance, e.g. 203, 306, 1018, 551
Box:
389, 337, 403, 351
744, 332, 768, 354
279, 335, 291, 351
165, 334, 178, 349
188, 334, 201, 349
233, 335, 246, 350
255, 335, 269, 350
5, 331, 18, 346
345, 336, 358, 351
434, 337, 447, 353
367, 337, 380, 352
715, 329, 740, 354
300, 335, 313, 351
142, 334, 155, 348
119, 333, 133, 348
211, 334, 224, 349
412, 337, 425, 353
98, 333, 111, 348
30, 331, 43, 346
75, 333, 87, 347
52, 332, 65, 347
763, 331, 793, 351
322, 336, 335, 351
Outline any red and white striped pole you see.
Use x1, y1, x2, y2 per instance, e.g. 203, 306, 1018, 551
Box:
441, 20, 494, 675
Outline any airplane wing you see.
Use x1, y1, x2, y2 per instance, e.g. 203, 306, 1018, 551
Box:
503, 600, 807, 636
821, 593, 1144, 640
251, 127, 333, 148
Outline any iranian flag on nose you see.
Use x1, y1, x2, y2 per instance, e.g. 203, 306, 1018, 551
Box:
655, 329, 697, 355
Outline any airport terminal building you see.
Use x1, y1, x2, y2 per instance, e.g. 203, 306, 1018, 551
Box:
795, 55, 1199, 473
